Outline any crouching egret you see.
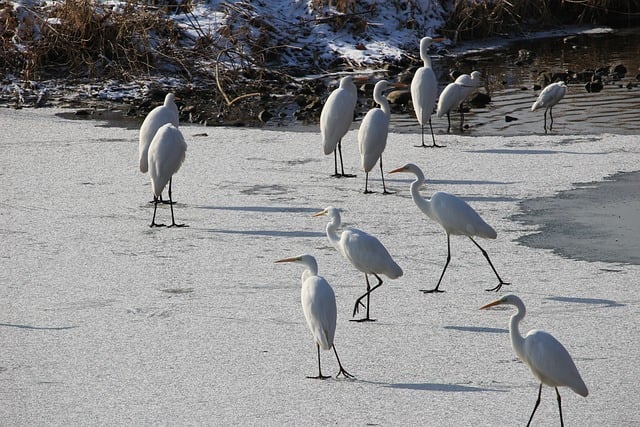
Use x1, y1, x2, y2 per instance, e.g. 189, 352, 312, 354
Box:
148, 123, 187, 228
411, 36, 442, 147
481, 294, 588, 426
313, 207, 403, 322
532, 81, 567, 133
388, 163, 508, 293
436, 71, 482, 132
139, 93, 179, 173
359, 79, 403, 194
275, 254, 354, 379
320, 76, 360, 178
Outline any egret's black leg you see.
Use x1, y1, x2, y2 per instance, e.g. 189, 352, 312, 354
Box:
446, 112, 451, 133
363, 172, 372, 194
468, 237, 509, 291
428, 118, 444, 147
150, 195, 165, 227
307, 344, 330, 380
352, 274, 383, 322
416, 119, 444, 148
421, 234, 450, 293
167, 178, 186, 228
543, 109, 548, 133
331, 149, 340, 177
549, 107, 554, 131
556, 387, 564, 427
527, 383, 543, 427
332, 344, 354, 379
337, 140, 356, 178
415, 123, 428, 147
380, 156, 392, 194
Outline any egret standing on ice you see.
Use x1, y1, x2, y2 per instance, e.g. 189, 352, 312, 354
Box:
436, 70, 482, 132
148, 124, 187, 228
411, 36, 441, 147
139, 93, 179, 174
320, 76, 359, 177
275, 254, 354, 379
359, 79, 401, 194
313, 207, 403, 322
389, 163, 508, 293
481, 294, 588, 426
532, 81, 567, 133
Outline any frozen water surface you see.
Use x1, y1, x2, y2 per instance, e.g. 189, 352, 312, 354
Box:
1, 107, 639, 425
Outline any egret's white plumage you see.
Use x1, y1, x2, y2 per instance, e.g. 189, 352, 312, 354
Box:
320, 76, 358, 177
481, 294, 588, 426
314, 207, 402, 321
275, 254, 353, 379
358, 80, 394, 194
532, 81, 567, 132
388, 163, 507, 293
436, 70, 482, 132
411, 37, 441, 147
148, 123, 187, 227
139, 93, 179, 173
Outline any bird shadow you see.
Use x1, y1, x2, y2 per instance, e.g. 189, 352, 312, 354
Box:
443, 325, 508, 334
384, 382, 506, 393
466, 148, 608, 156
203, 228, 324, 238
0, 323, 78, 331
385, 177, 515, 186
546, 296, 624, 308
194, 205, 319, 214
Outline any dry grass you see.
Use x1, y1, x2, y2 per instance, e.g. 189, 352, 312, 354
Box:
443, 0, 640, 43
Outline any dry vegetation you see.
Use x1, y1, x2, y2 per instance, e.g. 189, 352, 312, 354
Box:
443, 0, 640, 43
1, 0, 639, 123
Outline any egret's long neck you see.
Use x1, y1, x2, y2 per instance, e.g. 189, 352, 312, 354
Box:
374, 87, 390, 117
509, 302, 527, 360
410, 171, 435, 220
301, 257, 318, 283
325, 213, 342, 251
420, 46, 432, 68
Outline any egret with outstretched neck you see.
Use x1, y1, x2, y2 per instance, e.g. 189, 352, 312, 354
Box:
148, 124, 187, 228
359, 79, 402, 194
389, 163, 508, 292
275, 254, 353, 379
481, 294, 588, 426
320, 76, 359, 177
532, 81, 567, 133
411, 36, 442, 147
314, 207, 402, 321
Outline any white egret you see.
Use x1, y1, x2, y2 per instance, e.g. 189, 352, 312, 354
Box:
139, 93, 179, 173
481, 294, 588, 426
275, 254, 354, 379
436, 70, 482, 132
148, 124, 187, 228
532, 81, 567, 132
358, 79, 403, 194
410, 36, 442, 147
388, 163, 508, 293
320, 76, 359, 178
313, 207, 403, 322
